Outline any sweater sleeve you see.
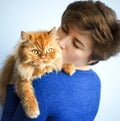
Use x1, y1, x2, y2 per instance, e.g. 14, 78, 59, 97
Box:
1, 85, 20, 121
1, 79, 48, 121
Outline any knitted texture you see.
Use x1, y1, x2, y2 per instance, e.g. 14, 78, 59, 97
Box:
1, 69, 101, 121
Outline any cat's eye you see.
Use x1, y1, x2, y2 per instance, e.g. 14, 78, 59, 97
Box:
32, 49, 40, 55
46, 48, 52, 54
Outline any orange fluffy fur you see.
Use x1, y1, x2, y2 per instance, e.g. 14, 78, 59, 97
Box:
0, 27, 75, 118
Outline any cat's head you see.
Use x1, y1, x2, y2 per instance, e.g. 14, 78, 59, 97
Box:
14, 27, 62, 67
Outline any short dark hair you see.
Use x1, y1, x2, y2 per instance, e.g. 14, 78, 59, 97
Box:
62, 1, 120, 61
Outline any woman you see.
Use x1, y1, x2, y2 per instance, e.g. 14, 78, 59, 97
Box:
1, 1, 120, 121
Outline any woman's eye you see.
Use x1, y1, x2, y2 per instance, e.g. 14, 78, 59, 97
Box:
32, 49, 40, 55
73, 41, 79, 49
73, 40, 83, 50
46, 48, 52, 54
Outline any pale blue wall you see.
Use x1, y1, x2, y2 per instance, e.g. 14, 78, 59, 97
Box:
0, 0, 120, 121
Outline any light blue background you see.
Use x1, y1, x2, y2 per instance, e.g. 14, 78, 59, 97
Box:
0, 0, 120, 121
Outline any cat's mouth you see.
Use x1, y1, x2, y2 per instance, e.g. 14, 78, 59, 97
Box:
31, 60, 48, 66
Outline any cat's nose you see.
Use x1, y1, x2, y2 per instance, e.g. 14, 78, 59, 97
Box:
40, 55, 46, 59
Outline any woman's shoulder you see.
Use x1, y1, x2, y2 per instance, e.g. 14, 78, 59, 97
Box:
32, 69, 101, 89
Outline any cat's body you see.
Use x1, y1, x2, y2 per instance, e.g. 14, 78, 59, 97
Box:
0, 27, 75, 118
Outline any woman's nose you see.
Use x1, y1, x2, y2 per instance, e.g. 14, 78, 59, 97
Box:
59, 39, 65, 49
59, 36, 70, 49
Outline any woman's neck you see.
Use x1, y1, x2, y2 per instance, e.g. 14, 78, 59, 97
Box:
75, 65, 90, 71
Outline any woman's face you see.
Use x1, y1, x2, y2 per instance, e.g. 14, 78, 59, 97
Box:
57, 25, 94, 69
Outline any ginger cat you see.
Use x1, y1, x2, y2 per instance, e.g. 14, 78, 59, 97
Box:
0, 27, 75, 118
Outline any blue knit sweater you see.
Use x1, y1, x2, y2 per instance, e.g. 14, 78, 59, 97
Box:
1, 69, 101, 121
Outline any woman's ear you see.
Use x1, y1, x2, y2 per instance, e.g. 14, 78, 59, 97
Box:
88, 59, 99, 65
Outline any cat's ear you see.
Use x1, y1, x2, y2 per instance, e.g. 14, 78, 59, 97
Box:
21, 31, 32, 40
48, 27, 56, 35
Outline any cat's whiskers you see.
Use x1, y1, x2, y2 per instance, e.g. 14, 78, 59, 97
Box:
24, 59, 31, 64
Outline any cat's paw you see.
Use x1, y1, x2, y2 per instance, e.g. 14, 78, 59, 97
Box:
62, 64, 75, 75
24, 99, 40, 118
